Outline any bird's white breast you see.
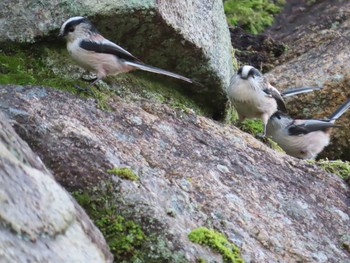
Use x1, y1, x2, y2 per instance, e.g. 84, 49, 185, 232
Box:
228, 77, 277, 119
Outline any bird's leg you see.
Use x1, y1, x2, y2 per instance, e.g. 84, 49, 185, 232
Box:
262, 113, 270, 137
238, 115, 245, 123
235, 114, 245, 126
74, 77, 101, 95
85, 77, 101, 90
256, 113, 269, 140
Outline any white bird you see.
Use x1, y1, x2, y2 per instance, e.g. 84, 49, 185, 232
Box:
227, 65, 321, 135
266, 98, 350, 159
58, 16, 195, 90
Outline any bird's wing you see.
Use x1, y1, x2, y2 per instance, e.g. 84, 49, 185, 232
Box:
79, 39, 142, 63
263, 83, 287, 112
288, 119, 336, 135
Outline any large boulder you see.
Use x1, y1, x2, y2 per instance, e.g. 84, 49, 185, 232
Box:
0, 111, 113, 262
0, 0, 233, 119
1, 85, 349, 262
265, 0, 350, 160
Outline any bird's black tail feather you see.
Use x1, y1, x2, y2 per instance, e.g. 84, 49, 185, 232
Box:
328, 98, 350, 121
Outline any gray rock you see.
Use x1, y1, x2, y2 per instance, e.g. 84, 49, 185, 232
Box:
1, 85, 349, 262
0, 0, 233, 118
0, 110, 113, 262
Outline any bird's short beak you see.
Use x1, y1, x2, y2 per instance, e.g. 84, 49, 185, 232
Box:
58, 32, 64, 38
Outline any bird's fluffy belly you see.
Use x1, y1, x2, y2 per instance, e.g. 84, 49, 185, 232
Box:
232, 95, 276, 119
272, 131, 330, 159
228, 81, 277, 118
70, 47, 133, 76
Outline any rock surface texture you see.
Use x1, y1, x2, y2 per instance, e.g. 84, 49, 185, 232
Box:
0, 110, 113, 262
266, 0, 350, 160
0, 0, 233, 119
1, 85, 349, 262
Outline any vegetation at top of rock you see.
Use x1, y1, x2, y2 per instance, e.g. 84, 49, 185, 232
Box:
238, 119, 264, 136
107, 167, 139, 181
311, 159, 350, 184
188, 227, 244, 263
0, 46, 83, 90
226, 105, 263, 136
0, 43, 207, 115
0, 44, 113, 110
224, 0, 285, 34
72, 183, 146, 261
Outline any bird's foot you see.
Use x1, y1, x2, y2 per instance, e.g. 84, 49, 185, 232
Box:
74, 85, 94, 96
80, 75, 97, 82
255, 133, 268, 143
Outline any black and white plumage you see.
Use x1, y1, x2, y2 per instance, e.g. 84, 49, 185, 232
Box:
266, 98, 350, 159
58, 16, 194, 88
227, 65, 321, 135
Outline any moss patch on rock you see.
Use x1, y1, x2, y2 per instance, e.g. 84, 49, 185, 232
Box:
0, 42, 209, 115
0, 45, 83, 90
224, 0, 285, 34
72, 181, 188, 262
238, 119, 264, 136
72, 183, 146, 261
188, 227, 244, 263
310, 159, 350, 184
107, 167, 139, 181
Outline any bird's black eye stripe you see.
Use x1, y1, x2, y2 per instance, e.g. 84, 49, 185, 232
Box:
63, 18, 86, 35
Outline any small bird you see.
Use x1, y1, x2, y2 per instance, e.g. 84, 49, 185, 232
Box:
58, 16, 194, 90
227, 65, 321, 136
266, 98, 350, 159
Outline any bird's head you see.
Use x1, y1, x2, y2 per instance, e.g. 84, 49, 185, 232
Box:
58, 16, 98, 42
237, 65, 263, 80
268, 110, 292, 129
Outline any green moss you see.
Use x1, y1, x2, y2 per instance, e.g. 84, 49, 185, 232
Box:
188, 227, 244, 263
224, 103, 239, 125
310, 159, 350, 183
238, 119, 263, 136
0, 46, 81, 91
72, 183, 146, 261
224, 104, 263, 136
224, 0, 285, 34
266, 137, 285, 153
0, 42, 205, 116
231, 49, 240, 71
0, 44, 114, 110
107, 167, 139, 181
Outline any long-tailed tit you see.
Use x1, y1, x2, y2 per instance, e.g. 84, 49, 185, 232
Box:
227, 65, 321, 135
266, 98, 350, 159
58, 16, 195, 89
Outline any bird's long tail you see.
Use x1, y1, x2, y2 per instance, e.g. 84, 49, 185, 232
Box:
281, 86, 322, 97
328, 98, 350, 121
125, 61, 193, 84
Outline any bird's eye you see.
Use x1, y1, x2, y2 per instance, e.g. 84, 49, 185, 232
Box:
68, 27, 75, 32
